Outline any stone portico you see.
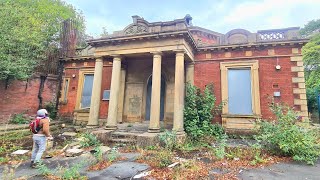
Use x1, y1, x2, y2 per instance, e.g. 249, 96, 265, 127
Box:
59, 15, 309, 134
71, 15, 196, 134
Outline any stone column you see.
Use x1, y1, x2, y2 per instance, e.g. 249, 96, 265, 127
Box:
87, 57, 103, 128
173, 51, 185, 134
148, 52, 162, 133
186, 62, 194, 85
117, 67, 126, 123
105, 56, 122, 130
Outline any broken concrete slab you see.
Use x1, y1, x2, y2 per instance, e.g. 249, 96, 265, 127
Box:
99, 161, 150, 179
119, 153, 141, 162
65, 149, 83, 157
11, 150, 29, 155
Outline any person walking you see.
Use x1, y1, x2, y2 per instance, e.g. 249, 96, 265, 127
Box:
30, 109, 53, 168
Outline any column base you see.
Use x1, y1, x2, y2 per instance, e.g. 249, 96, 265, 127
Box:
148, 128, 160, 133
172, 129, 185, 135
105, 125, 117, 130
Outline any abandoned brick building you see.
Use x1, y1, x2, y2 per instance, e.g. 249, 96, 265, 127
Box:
58, 15, 308, 133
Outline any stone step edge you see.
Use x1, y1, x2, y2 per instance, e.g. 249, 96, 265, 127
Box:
109, 138, 137, 143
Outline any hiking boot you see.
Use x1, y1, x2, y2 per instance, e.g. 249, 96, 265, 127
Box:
31, 161, 39, 168
30, 161, 34, 168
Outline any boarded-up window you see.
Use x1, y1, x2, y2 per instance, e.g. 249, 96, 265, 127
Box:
228, 69, 252, 115
80, 74, 94, 108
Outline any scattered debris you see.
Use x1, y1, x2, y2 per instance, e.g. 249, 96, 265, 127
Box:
168, 162, 179, 168
61, 132, 77, 137
11, 150, 29, 155
100, 146, 111, 154
60, 144, 69, 152
133, 170, 152, 179
65, 148, 83, 157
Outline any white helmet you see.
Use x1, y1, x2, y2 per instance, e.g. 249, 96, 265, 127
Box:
37, 109, 48, 117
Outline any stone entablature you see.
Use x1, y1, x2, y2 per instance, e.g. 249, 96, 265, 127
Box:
74, 15, 307, 60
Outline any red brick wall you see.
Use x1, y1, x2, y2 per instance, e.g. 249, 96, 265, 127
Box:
0, 75, 57, 123
194, 46, 300, 123
58, 61, 112, 119
58, 46, 302, 125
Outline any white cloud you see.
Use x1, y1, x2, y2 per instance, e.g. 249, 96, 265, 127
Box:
64, 0, 320, 36
216, 0, 320, 32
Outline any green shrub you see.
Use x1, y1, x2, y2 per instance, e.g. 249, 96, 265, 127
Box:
93, 146, 103, 162
184, 83, 225, 141
155, 150, 173, 168
255, 102, 320, 165
61, 162, 86, 180
80, 133, 101, 148
10, 113, 28, 124
37, 161, 53, 176
159, 130, 177, 150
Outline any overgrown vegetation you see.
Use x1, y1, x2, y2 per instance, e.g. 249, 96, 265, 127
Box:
184, 83, 225, 141
37, 160, 87, 180
159, 130, 177, 150
80, 133, 101, 148
255, 101, 320, 165
10, 113, 28, 124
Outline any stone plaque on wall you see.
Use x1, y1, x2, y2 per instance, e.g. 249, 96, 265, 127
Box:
124, 83, 143, 121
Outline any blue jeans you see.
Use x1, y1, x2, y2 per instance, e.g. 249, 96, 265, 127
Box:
31, 135, 46, 162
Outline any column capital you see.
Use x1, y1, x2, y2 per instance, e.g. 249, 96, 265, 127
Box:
111, 55, 122, 61
94, 56, 104, 62
174, 50, 185, 57
95, 58, 103, 62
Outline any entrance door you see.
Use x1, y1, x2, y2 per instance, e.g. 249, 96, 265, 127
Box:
146, 75, 165, 120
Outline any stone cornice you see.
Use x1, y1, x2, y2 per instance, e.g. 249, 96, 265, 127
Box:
61, 56, 96, 61
88, 30, 190, 45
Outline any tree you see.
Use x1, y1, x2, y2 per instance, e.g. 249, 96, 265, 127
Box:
300, 19, 320, 114
301, 19, 320, 87
100, 27, 109, 38
0, 0, 85, 81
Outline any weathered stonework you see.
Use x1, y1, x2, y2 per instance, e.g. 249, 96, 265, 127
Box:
58, 15, 309, 133
290, 56, 308, 120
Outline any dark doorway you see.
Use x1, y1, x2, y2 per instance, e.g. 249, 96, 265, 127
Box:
145, 75, 165, 120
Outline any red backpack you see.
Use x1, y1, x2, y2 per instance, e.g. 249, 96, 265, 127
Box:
29, 118, 42, 134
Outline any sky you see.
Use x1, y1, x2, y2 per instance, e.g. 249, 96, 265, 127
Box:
64, 0, 320, 38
